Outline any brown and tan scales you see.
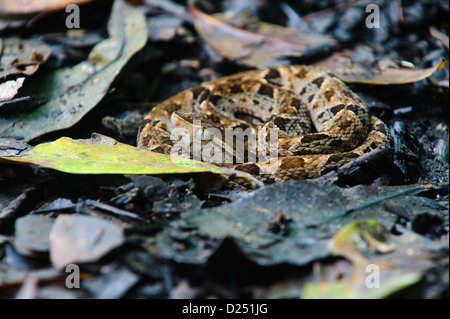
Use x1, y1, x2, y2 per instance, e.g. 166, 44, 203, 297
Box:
137, 65, 392, 183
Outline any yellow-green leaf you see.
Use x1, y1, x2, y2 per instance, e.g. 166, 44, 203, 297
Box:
302, 272, 422, 299
0, 134, 263, 187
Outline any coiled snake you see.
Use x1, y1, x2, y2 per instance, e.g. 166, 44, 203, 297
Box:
137, 65, 392, 183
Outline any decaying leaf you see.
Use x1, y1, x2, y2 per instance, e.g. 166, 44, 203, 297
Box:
189, 4, 336, 67
14, 215, 54, 256
0, 137, 32, 156
0, 133, 263, 188
327, 219, 394, 267
302, 227, 440, 298
315, 47, 446, 84
302, 271, 422, 299
0, 0, 147, 141
430, 26, 449, 50
49, 214, 125, 270
151, 180, 446, 266
82, 265, 140, 299
0, 186, 37, 228
0, 37, 51, 79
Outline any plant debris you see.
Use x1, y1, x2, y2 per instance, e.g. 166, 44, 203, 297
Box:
0, 0, 448, 300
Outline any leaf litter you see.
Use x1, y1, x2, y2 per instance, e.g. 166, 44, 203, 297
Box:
151, 180, 447, 266
0, 0, 147, 142
0, 0, 448, 299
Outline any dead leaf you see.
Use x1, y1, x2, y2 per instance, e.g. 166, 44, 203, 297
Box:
82, 265, 140, 299
188, 4, 336, 67
0, 0, 147, 142
430, 26, 449, 50
0, 37, 51, 79
49, 214, 125, 270
327, 219, 394, 267
14, 215, 54, 256
151, 180, 445, 266
0, 186, 37, 228
0, 138, 32, 156
0, 0, 94, 16
303, 230, 440, 298
315, 47, 446, 84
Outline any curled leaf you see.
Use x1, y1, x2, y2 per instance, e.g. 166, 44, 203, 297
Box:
189, 4, 336, 67
316, 48, 446, 84
0, 37, 51, 79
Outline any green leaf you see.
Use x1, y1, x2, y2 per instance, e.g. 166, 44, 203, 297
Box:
0, 133, 262, 187
0, 0, 147, 141
302, 272, 422, 299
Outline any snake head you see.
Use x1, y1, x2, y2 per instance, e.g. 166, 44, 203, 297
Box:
171, 112, 219, 141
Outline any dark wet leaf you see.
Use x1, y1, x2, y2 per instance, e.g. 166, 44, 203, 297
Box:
0, 138, 32, 156
153, 180, 446, 266
0, 0, 147, 141
0, 186, 37, 228
31, 198, 75, 213
49, 214, 125, 270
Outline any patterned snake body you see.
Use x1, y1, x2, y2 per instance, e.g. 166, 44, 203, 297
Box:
138, 65, 392, 183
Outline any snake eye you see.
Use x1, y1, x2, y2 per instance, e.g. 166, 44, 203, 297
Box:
195, 128, 212, 141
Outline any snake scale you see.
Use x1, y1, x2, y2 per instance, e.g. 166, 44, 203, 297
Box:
137, 65, 392, 183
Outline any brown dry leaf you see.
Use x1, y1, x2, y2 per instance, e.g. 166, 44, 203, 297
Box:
315, 48, 446, 84
188, 4, 336, 67
49, 214, 124, 270
0, 37, 51, 79
0, 0, 94, 16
